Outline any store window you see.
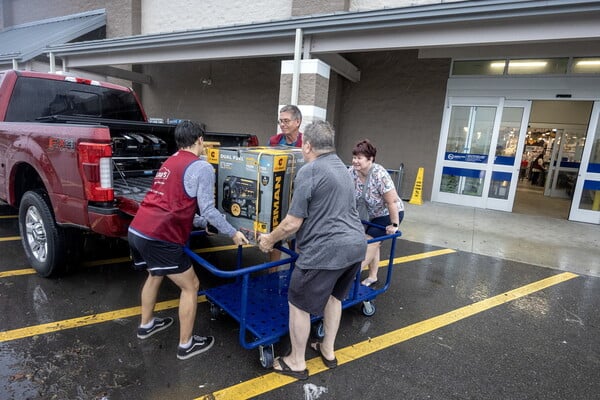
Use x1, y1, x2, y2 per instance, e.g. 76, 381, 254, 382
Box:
572, 58, 600, 74
451, 57, 599, 76
452, 60, 505, 75
507, 58, 568, 75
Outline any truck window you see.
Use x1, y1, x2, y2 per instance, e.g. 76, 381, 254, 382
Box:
5, 76, 145, 122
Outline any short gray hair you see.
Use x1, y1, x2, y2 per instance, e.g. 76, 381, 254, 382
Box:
279, 105, 302, 122
303, 120, 335, 153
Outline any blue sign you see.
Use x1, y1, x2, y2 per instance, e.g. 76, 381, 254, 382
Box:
445, 152, 488, 163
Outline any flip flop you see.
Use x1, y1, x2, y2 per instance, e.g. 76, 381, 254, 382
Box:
310, 341, 338, 369
273, 357, 309, 380
361, 277, 378, 287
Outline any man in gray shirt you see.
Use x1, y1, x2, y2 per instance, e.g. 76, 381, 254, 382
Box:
258, 120, 366, 380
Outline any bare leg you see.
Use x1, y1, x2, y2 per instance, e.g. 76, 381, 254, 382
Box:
166, 267, 200, 345
361, 240, 380, 284
320, 295, 341, 361
277, 302, 310, 371
140, 273, 164, 325
367, 242, 381, 281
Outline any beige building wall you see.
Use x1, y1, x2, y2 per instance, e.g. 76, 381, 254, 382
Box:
334, 50, 450, 200
140, 58, 282, 141
350, 0, 469, 11
1, 0, 140, 37
141, 0, 292, 34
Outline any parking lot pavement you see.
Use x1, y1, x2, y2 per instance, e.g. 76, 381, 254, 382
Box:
1, 204, 599, 400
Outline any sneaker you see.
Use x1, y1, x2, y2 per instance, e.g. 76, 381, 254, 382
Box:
137, 317, 174, 339
177, 335, 215, 360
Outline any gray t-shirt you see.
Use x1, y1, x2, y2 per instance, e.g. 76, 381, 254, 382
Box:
288, 152, 367, 270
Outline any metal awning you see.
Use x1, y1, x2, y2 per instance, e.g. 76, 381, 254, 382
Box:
0, 9, 106, 66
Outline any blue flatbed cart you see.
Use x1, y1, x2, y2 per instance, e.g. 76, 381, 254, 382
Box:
184, 225, 400, 368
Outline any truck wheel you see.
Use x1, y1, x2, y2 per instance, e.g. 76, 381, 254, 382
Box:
18, 190, 70, 278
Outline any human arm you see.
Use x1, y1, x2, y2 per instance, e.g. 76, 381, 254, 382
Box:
257, 214, 303, 253
185, 161, 249, 246
377, 164, 400, 234
382, 188, 400, 234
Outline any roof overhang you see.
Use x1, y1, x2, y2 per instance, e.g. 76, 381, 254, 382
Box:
47, 0, 600, 76
0, 9, 106, 65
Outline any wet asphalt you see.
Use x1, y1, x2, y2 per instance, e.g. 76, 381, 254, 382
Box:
0, 203, 599, 400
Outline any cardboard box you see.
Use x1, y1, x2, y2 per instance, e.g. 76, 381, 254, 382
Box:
207, 147, 305, 241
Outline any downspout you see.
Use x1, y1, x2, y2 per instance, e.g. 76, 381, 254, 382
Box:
291, 28, 303, 106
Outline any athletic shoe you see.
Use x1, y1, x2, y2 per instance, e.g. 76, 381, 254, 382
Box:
177, 335, 215, 360
137, 317, 174, 339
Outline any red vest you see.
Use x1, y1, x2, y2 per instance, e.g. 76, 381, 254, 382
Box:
130, 150, 198, 245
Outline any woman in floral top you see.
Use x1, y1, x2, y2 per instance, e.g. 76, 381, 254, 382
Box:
349, 139, 404, 286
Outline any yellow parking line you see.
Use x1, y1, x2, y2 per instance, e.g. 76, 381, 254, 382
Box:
0, 296, 206, 342
0, 215, 17, 219
0, 249, 455, 339
0, 244, 256, 278
0, 236, 20, 242
196, 272, 578, 400
0, 268, 35, 278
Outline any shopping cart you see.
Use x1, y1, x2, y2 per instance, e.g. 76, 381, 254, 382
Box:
184, 224, 401, 368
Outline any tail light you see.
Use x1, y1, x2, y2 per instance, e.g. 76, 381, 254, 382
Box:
78, 142, 114, 202
247, 135, 259, 147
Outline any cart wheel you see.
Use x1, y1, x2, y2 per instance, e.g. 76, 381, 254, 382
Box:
209, 302, 220, 320
311, 321, 325, 340
259, 344, 274, 369
362, 301, 376, 316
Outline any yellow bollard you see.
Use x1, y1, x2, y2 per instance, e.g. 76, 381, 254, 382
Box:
409, 167, 424, 205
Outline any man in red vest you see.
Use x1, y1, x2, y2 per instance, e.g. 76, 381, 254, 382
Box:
128, 120, 248, 360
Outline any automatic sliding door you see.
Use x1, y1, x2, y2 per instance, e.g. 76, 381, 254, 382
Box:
432, 98, 530, 211
570, 101, 600, 224
486, 101, 531, 211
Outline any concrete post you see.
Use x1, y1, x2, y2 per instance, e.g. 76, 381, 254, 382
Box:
278, 59, 330, 131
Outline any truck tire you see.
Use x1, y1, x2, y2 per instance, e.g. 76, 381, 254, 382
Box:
18, 190, 72, 277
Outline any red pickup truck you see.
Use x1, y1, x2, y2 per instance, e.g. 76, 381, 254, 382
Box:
0, 69, 258, 277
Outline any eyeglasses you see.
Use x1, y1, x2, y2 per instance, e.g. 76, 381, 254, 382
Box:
277, 118, 295, 125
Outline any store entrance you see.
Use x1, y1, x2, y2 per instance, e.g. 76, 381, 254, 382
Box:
513, 100, 594, 219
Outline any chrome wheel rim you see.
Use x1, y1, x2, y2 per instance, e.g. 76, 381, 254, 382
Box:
25, 206, 48, 263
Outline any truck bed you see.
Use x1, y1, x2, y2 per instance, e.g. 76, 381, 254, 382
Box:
113, 175, 154, 203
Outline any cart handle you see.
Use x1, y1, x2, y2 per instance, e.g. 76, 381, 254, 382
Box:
184, 241, 297, 278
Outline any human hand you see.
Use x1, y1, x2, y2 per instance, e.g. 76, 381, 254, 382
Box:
232, 231, 249, 246
385, 225, 399, 235
257, 233, 273, 253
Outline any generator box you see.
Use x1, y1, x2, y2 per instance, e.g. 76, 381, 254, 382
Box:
207, 146, 305, 241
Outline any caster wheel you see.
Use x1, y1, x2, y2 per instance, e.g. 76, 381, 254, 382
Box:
259, 344, 274, 368
362, 301, 376, 316
311, 320, 324, 340
209, 302, 220, 320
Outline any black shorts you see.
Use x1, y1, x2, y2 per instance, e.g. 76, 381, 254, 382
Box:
128, 231, 192, 277
366, 211, 404, 238
288, 262, 361, 317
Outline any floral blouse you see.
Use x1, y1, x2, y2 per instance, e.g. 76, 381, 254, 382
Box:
349, 163, 404, 219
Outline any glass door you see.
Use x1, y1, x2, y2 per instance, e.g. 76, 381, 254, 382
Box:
486, 101, 531, 211
432, 97, 531, 211
543, 126, 586, 199
569, 101, 600, 224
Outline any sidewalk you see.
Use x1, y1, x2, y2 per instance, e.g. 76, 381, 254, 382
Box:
401, 201, 600, 278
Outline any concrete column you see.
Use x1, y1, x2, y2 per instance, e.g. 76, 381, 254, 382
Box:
278, 59, 331, 130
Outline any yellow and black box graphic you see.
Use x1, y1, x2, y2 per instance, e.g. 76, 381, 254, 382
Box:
208, 147, 305, 242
